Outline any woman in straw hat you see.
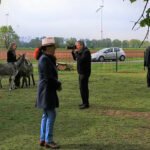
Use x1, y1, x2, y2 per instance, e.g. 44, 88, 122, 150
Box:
35, 37, 61, 149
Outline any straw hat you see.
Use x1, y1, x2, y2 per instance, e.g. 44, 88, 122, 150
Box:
42, 37, 55, 47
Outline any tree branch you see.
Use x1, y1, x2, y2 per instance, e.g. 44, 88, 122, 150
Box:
132, 0, 149, 30
139, 25, 150, 47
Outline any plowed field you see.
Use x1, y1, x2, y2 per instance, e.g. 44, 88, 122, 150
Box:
0, 50, 144, 61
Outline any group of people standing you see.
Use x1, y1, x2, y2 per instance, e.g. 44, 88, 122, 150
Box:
7, 39, 150, 149
6, 38, 91, 148
6, 38, 150, 149
34, 37, 91, 149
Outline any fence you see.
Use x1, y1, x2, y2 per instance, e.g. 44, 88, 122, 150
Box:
0, 50, 145, 73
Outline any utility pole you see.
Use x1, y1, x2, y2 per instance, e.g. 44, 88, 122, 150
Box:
96, 0, 104, 40
5, 13, 9, 26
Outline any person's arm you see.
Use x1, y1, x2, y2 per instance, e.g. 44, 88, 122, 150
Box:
7, 51, 10, 62
71, 50, 78, 61
39, 57, 61, 89
80, 50, 91, 63
144, 51, 146, 69
147, 51, 150, 68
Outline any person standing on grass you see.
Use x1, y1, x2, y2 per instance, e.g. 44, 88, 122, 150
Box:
7, 42, 20, 88
144, 46, 150, 87
35, 37, 62, 149
71, 40, 91, 109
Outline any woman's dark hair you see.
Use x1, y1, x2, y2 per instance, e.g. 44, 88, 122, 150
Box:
36, 47, 43, 60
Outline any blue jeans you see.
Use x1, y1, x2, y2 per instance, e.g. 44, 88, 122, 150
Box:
40, 109, 56, 143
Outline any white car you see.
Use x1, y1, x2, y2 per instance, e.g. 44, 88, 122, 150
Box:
91, 47, 126, 62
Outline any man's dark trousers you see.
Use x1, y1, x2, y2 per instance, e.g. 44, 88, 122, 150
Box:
79, 74, 89, 106
147, 68, 150, 87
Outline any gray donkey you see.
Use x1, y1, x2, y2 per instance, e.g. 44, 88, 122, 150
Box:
0, 54, 25, 90
19, 58, 35, 88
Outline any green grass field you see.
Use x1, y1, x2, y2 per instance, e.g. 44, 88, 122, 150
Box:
91, 60, 145, 73
0, 65, 150, 150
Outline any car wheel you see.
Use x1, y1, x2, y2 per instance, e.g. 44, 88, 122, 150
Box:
98, 56, 104, 62
119, 55, 125, 61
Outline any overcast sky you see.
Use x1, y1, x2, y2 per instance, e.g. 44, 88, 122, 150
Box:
0, 0, 149, 41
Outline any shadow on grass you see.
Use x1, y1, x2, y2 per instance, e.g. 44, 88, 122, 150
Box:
93, 105, 150, 113
61, 143, 149, 150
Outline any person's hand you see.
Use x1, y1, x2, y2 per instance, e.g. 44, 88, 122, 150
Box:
74, 49, 79, 52
57, 81, 62, 91
57, 84, 62, 91
72, 49, 77, 53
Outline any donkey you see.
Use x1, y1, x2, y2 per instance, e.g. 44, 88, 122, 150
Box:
0, 54, 25, 90
19, 58, 35, 88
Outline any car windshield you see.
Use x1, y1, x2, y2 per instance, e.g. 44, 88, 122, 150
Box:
97, 48, 108, 53
114, 47, 120, 52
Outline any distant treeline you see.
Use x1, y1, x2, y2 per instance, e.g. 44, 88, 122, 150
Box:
18, 37, 150, 49
0, 26, 149, 49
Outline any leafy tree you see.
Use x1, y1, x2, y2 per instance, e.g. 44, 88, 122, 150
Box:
54, 37, 65, 48
85, 39, 93, 48
28, 37, 41, 48
19, 37, 44, 48
0, 26, 19, 49
129, 39, 141, 48
103, 38, 112, 47
141, 40, 150, 48
122, 40, 129, 48
65, 38, 77, 48
112, 39, 122, 47
91, 39, 98, 48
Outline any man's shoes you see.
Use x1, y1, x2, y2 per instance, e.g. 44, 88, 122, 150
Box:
79, 104, 84, 107
39, 141, 45, 147
79, 104, 89, 109
15, 85, 20, 89
45, 141, 60, 149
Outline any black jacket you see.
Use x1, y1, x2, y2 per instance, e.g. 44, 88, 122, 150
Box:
36, 54, 61, 109
72, 47, 91, 76
7, 49, 17, 63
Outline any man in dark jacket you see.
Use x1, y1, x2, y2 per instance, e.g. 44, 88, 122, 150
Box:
36, 37, 61, 149
7, 42, 20, 87
72, 40, 91, 109
144, 46, 150, 87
